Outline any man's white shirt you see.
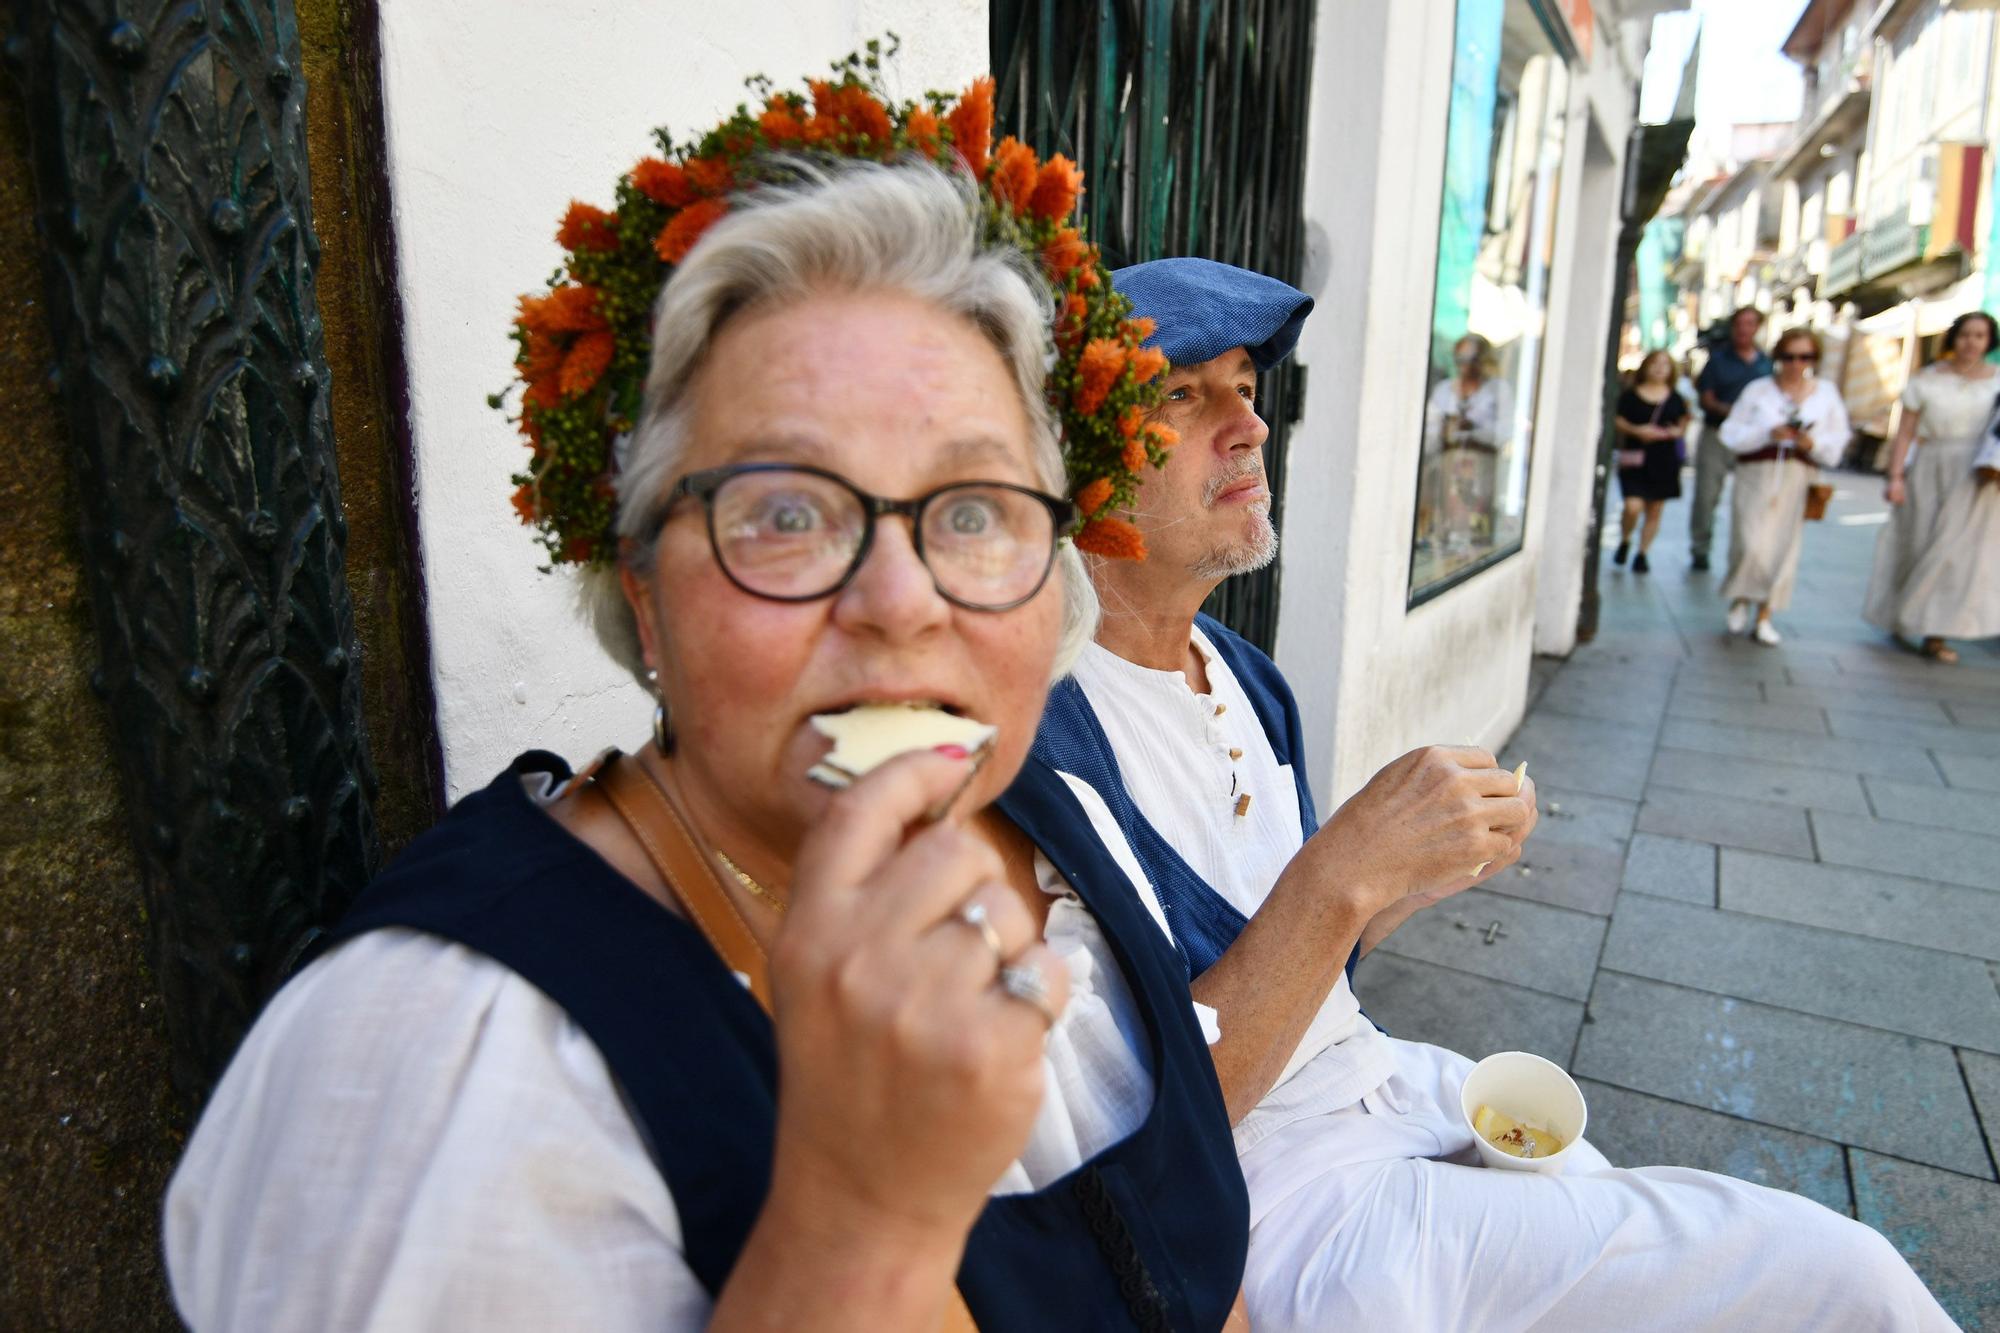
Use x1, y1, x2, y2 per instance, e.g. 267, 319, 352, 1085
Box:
1066, 630, 1396, 1159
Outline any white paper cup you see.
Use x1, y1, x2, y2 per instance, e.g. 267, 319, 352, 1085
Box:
1459, 1050, 1589, 1174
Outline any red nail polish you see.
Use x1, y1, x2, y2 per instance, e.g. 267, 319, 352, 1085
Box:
933, 744, 969, 760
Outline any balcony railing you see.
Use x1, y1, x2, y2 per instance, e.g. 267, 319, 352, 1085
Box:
1823, 230, 1864, 296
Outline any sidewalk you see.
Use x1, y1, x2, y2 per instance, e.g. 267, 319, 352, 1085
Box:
1351, 469, 2000, 1328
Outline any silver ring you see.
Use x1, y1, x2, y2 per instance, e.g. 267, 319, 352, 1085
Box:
999, 963, 1058, 1028
958, 901, 1004, 964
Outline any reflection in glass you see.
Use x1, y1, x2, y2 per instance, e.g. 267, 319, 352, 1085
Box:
1411, 0, 1570, 599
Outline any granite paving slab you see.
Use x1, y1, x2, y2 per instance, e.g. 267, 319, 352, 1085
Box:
1535, 671, 1671, 725
1863, 776, 2000, 839
1719, 849, 2000, 962
1936, 751, 2000, 793
1648, 745, 1870, 814
1634, 788, 1815, 859
1849, 1151, 2000, 1329
1501, 713, 1657, 802
1657, 717, 1943, 783
1827, 709, 2000, 759
1940, 699, 2000, 729
1669, 674, 1766, 704
1373, 888, 1606, 1000
1763, 684, 1954, 723
1599, 894, 2000, 1052
1962, 1050, 2000, 1178
1787, 663, 2000, 703
1481, 841, 1624, 915
1663, 694, 1831, 736
1574, 1078, 1852, 1214
1573, 973, 1990, 1175
1621, 831, 1716, 904
1350, 952, 1584, 1064
1810, 812, 2000, 893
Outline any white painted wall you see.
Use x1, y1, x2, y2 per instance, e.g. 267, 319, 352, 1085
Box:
376, 0, 987, 796
1276, 0, 1641, 807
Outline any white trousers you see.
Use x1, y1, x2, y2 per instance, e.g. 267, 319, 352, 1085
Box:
1241, 1038, 1956, 1333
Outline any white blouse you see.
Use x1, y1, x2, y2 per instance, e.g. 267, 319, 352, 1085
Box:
1718, 376, 1853, 468
1423, 375, 1518, 453
163, 781, 1210, 1331
1902, 362, 2000, 447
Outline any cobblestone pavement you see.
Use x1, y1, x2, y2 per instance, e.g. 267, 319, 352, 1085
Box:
1351, 468, 2000, 1328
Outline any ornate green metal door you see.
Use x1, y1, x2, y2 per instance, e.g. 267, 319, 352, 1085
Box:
992, 0, 1317, 652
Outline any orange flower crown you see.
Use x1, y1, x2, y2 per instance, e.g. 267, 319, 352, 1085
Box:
497, 40, 1172, 567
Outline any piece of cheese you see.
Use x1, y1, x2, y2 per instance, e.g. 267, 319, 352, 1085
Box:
807, 704, 998, 788
1473, 1103, 1565, 1159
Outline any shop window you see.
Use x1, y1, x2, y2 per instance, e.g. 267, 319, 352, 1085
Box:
1410, 0, 1570, 602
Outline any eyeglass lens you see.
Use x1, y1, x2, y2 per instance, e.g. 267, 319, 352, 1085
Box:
707, 469, 1057, 609
1777, 352, 1817, 362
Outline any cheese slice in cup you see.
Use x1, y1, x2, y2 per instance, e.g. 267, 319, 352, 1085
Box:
807, 703, 998, 790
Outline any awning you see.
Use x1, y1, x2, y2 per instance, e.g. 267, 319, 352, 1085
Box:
1853, 273, 1987, 336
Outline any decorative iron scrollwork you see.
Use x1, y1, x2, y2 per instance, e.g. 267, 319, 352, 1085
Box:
7, 0, 379, 1106
992, 0, 1317, 652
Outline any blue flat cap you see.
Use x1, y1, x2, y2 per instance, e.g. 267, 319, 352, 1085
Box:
1110, 257, 1313, 372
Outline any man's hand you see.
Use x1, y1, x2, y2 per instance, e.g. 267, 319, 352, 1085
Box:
1977, 466, 2000, 489
1299, 746, 1536, 920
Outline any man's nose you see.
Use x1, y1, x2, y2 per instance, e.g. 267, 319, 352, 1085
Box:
1218, 394, 1270, 454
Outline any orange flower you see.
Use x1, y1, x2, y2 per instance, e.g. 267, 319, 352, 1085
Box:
633, 157, 695, 208
760, 97, 806, 144
1118, 405, 1145, 438
685, 157, 733, 196
947, 76, 995, 175
840, 86, 892, 143
519, 329, 564, 383
562, 533, 597, 564
560, 329, 616, 396
906, 105, 941, 155
656, 197, 728, 264
1076, 264, 1100, 289
1043, 228, 1089, 279
558, 201, 619, 252
1056, 291, 1090, 349
511, 483, 538, 524
1130, 345, 1169, 384
1074, 476, 1113, 517
1145, 422, 1181, 451
1125, 316, 1156, 343
1075, 516, 1146, 560
1028, 153, 1083, 222
1121, 437, 1149, 472
806, 81, 892, 145
1073, 338, 1128, 416
516, 284, 606, 337
990, 136, 1038, 213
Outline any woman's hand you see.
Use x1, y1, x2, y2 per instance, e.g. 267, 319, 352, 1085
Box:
766, 749, 1067, 1241
1885, 474, 1907, 505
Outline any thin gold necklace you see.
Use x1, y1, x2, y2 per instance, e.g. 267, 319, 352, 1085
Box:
714, 850, 788, 914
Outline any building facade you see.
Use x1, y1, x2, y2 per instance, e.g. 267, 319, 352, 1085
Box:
363, 0, 1674, 812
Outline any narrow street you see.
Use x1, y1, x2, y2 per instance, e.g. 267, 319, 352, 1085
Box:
1352, 470, 2000, 1327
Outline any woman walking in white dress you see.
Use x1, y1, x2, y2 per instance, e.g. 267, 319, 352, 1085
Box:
1863, 311, 2000, 663
1719, 328, 1852, 645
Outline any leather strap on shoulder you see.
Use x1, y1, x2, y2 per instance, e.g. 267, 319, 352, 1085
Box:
593, 751, 774, 1011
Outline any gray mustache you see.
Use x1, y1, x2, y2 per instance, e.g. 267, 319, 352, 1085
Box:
1203, 461, 1266, 506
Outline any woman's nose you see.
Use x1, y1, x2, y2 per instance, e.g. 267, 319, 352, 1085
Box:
830, 516, 951, 638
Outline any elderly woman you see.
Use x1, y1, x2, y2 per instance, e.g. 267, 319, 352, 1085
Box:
1864, 311, 2000, 662
1719, 327, 1852, 645
1421, 332, 1516, 558
162, 161, 1248, 1330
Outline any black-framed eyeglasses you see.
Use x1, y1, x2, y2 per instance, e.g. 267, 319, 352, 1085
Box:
1776, 352, 1819, 363
654, 463, 1078, 612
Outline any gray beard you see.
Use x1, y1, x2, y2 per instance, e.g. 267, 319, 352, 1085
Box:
1191, 512, 1278, 580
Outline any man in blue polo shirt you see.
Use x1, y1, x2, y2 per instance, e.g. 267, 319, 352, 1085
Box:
1033, 258, 1953, 1330
1690, 306, 1773, 570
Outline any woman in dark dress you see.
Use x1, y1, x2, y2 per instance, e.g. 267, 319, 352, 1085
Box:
1612, 349, 1690, 574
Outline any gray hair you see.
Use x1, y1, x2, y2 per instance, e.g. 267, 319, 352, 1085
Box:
581, 158, 1098, 682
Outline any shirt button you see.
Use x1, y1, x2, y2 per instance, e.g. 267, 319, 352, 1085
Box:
1229, 747, 1243, 760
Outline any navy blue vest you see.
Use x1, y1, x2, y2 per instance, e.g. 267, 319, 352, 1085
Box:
1028, 615, 1344, 982
328, 752, 1247, 1331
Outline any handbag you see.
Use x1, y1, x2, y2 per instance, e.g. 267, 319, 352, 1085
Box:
1804, 482, 1834, 521
1616, 396, 1666, 471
